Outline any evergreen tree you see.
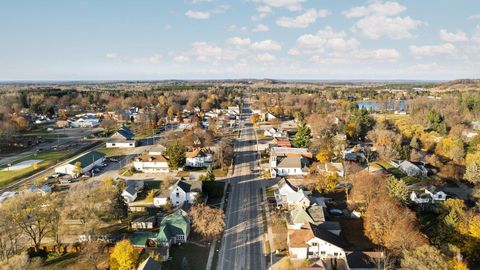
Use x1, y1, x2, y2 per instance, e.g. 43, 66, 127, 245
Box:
165, 141, 186, 170
386, 177, 409, 203
292, 122, 312, 148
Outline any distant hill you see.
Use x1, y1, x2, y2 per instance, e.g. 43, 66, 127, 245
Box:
432, 79, 480, 92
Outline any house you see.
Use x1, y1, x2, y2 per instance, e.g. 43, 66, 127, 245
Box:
262, 112, 277, 122
395, 160, 428, 177
272, 137, 292, 148
410, 187, 447, 204
270, 147, 312, 177
106, 126, 137, 148
343, 148, 366, 163
70, 117, 100, 128
275, 156, 310, 177
137, 257, 162, 270
286, 204, 325, 230
288, 223, 348, 260
131, 216, 156, 230
275, 178, 311, 208
55, 151, 106, 176
134, 153, 170, 173
153, 189, 170, 207
157, 209, 191, 245
264, 128, 285, 138
317, 162, 345, 177
122, 180, 144, 203
185, 148, 213, 168
27, 185, 52, 195
167, 180, 202, 207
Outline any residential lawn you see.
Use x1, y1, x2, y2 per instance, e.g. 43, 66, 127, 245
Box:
161, 232, 210, 270
373, 160, 406, 179
96, 147, 131, 157
41, 253, 82, 270
0, 149, 75, 188
176, 171, 191, 178
256, 129, 267, 140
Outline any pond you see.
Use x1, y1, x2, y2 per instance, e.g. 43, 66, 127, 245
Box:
356, 100, 406, 112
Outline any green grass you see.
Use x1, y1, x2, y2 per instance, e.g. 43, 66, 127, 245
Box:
372, 160, 406, 179
0, 150, 75, 188
96, 147, 130, 157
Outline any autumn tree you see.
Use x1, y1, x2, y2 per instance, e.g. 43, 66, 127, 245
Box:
316, 143, 334, 164
189, 204, 225, 240
364, 196, 425, 251
110, 240, 138, 270
3, 192, 57, 253
315, 174, 338, 193
350, 172, 387, 208
345, 107, 373, 141
81, 241, 106, 270
165, 141, 186, 170
400, 245, 448, 270
435, 136, 465, 162
367, 128, 402, 161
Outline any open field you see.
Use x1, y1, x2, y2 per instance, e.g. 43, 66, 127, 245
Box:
0, 150, 75, 188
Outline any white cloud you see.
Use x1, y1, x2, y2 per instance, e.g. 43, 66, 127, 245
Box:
257, 0, 305, 11
440, 29, 468, 42
255, 53, 276, 62
296, 27, 359, 51
276, 9, 330, 28
253, 24, 269, 32
105, 53, 117, 59
173, 55, 190, 63
251, 39, 282, 51
190, 41, 238, 61
344, 1, 423, 39
473, 26, 480, 43
410, 43, 457, 57
257, 5, 273, 14
354, 48, 400, 61
354, 15, 423, 39
191, 0, 214, 3
288, 48, 300, 55
211, 5, 230, 14
343, 1, 406, 18
185, 10, 210, 19
134, 54, 162, 64
227, 37, 251, 46
468, 14, 480, 20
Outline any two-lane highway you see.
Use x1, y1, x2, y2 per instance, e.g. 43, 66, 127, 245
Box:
217, 98, 267, 270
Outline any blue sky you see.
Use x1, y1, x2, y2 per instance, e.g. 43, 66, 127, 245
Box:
0, 0, 479, 80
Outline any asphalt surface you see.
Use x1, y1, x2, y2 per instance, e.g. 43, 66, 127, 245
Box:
218, 99, 267, 270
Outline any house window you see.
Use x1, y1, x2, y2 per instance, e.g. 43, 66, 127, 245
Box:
112, 143, 115, 146
334, 252, 338, 256
176, 192, 180, 198
320, 251, 326, 255
176, 235, 185, 241
311, 242, 318, 246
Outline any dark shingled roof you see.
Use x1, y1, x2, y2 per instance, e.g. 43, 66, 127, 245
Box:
176, 180, 202, 193
68, 151, 105, 167
137, 257, 162, 270
311, 224, 348, 249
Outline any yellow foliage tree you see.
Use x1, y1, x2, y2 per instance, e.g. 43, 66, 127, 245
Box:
449, 258, 469, 270
316, 145, 334, 164
110, 240, 138, 270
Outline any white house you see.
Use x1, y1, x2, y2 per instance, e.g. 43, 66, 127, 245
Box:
106, 126, 137, 148
395, 160, 428, 177
122, 184, 138, 203
410, 188, 447, 204
133, 153, 170, 173
264, 128, 285, 138
161, 180, 202, 207
262, 112, 277, 122
70, 117, 100, 128
55, 151, 106, 176
153, 189, 170, 207
275, 178, 311, 208
288, 224, 347, 260
0, 192, 16, 204
270, 147, 312, 178
317, 162, 345, 177
185, 148, 213, 168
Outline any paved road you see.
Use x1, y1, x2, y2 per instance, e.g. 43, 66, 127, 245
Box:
218, 98, 267, 270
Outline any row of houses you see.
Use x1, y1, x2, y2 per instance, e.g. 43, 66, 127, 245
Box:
275, 179, 383, 270
133, 147, 213, 173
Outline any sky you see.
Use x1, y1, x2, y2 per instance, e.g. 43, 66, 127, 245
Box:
0, 0, 479, 81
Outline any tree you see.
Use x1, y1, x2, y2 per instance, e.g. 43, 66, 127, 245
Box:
345, 107, 373, 141
465, 161, 480, 185
315, 174, 338, 193
165, 141, 186, 170
110, 240, 138, 270
367, 129, 402, 161
4, 192, 57, 253
200, 166, 215, 181
73, 161, 82, 176
100, 118, 117, 133
251, 114, 260, 124
435, 136, 465, 162
449, 258, 469, 270
350, 172, 387, 208
0, 252, 42, 270
81, 241, 106, 270
401, 245, 448, 270
292, 122, 311, 148
386, 177, 409, 203
189, 204, 225, 240
364, 196, 426, 251
427, 109, 447, 135
316, 144, 334, 163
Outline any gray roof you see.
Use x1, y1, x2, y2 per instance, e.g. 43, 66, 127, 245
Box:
137, 257, 161, 270
311, 224, 348, 249
277, 156, 301, 168
124, 184, 137, 196
175, 180, 202, 193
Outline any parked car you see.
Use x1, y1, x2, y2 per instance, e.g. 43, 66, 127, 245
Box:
59, 179, 71, 184
109, 158, 119, 162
